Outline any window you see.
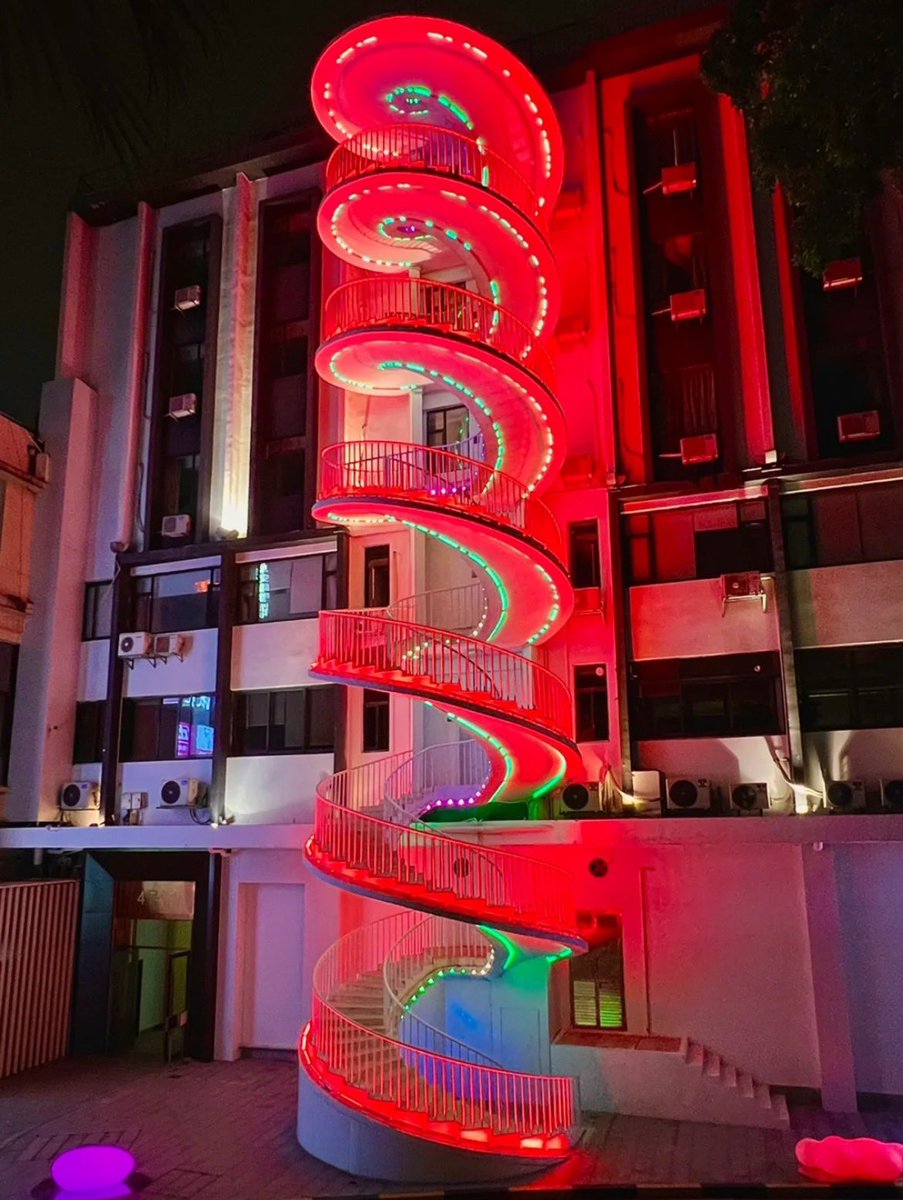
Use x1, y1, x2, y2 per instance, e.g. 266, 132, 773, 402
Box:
782, 483, 903, 570
624, 502, 772, 585
238, 554, 337, 623
121, 694, 215, 761
364, 545, 390, 608
569, 521, 601, 589
82, 581, 113, 640
73, 700, 105, 763
362, 689, 389, 752
133, 568, 220, 633
425, 404, 469, 448
232, 686, 337, 754
0, 642, 17, 785
797, 644, 903, 732
574, 665, 609, 742
569, 915, 625, 1030
630, 653, 784, 740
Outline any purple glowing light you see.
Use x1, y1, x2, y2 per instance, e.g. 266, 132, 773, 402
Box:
52, 1145, 135, 1193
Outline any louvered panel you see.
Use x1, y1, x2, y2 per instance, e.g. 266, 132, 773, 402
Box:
0, 880, 79, 1079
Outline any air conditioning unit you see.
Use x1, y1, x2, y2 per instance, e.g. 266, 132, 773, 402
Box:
668, 288, 707, 321
168, 392, 198, 419
152, 633, 185, 659
161, 514, 191, 538
118, 631, 152, 659
730, 782, 769, 814
665, 777, 712, 812
826, 780, 866, 812
573, 587, 602, 613
553, 782, 602, 818
722, 571, 765, 601
173, 284, 202, 311
837, 410, 880, 443
120, 790, 148, 812
822, 257, 863, 291
879, 779, 903, 812
680, 433, 718, 465
59, 781, 100, 810
160, 778, 205, 808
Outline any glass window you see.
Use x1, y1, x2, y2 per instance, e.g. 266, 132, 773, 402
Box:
133, 569, 219, 634
362, 689, 389, 752
569, 915, 625, 1030
569, 521, 601, 589
73, 700, 105, 763
121, 694, 215, 761
630, 653, 784, 739
232, 686, 337, 755
425, 405, 469, 448
0, 642, 18, 786
364, 545, 390, 608
797, 644, 903, 731
238, 554, 337, 623
82, 581, 114, 640
574, 665, 609, 741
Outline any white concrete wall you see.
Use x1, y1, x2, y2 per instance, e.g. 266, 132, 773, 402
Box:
630, 577, 779, 660
635, 736, 792, 797
232, 621, 320, 691
790, 561, 903, 648
224, 755, 331, 825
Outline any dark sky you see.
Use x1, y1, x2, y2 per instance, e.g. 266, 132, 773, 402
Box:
0, 0, 706, 432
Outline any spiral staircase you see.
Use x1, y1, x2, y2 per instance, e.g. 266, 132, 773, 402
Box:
298, 16, 587, 1180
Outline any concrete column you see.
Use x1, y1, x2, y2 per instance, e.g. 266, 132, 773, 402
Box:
801, 843, 858, 1111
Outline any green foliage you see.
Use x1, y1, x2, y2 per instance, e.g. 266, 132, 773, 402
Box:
702, 0, 903, 275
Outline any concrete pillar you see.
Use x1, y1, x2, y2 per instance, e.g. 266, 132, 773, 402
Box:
801, 843, 858, 1111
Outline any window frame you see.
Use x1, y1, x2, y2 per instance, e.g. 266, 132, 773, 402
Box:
362, 688, 390, 753
82, 581, 114, 641
231, 686, 337, 756
73, 699, 105, 764
567, 915, 626, 1033
237, 553, 338, 625
132, 567, 220, 634
797, 644, 903, 732
363, 545, 390, 609
120, 693, 216, 762
574, 664, 609, 742
569, 520, 602, 590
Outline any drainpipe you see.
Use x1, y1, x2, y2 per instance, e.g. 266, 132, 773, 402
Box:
765, 478, 805, 785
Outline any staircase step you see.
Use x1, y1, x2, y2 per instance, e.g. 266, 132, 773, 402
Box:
754, 1081, 772, 1109
737, 1071, 755, 1100
771, 1093, 790, 1124
685, 1040, 705, 1070
703, 1050, 722, 1078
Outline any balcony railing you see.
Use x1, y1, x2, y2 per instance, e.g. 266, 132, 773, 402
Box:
317, 609, 572, 739
322, 276, 555, 393
319, 440, 563, 561
325, 124, 540, 222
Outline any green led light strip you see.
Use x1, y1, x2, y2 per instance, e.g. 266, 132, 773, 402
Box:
385, 85, 474, 131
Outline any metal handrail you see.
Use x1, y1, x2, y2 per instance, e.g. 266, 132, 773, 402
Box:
318, 609, 572, 739
325, 123, 540, 221
322, 276, 555, 392
386, 581, 490, 638
319, 440, 564, 562
310, 913, 578, 1140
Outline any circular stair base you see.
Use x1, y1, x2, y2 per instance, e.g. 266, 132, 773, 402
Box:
297, 1068, 561, 1184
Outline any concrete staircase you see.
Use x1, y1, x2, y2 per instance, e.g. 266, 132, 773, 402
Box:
682, 1038, 789, 1127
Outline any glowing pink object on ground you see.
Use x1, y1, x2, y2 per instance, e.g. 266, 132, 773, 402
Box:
796, 1135, 903, 1183
51, 1145, 136, 1193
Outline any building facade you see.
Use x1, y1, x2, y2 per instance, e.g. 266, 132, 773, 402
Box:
3, 3, 903, 1183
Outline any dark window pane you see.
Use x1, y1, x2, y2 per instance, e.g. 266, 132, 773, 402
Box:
570, 522, 601, 589
364, 545, 390, 608
233, 687, 338, 754
152, 569, 217, 633
574, 665, 608, 741
73, 701, 104, 764
631, 653, 783, 739
307, 686, 336, 752
127, 702, 160, 761
238, 554, 335, 623
82, 582, 113, 640
363, 689, 389, 752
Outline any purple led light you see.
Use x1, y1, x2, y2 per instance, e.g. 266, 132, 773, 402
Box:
52, 1145, 135, 1194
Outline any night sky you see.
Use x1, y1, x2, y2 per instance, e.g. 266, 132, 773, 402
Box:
0, 0, 705, 432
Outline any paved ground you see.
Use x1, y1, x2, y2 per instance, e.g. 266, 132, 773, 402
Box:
2, 1055, 903, 1199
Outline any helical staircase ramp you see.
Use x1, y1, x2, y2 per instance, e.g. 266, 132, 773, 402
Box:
299, 15, 588, 1176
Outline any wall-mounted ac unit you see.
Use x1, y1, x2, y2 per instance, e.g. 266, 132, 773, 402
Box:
173, 284, 202, 311
879, 779, 903, 811
667, 288, 706, 321
662, 161, 697, 195
837, 410, 880, 443
168, 392, 198, 419
59, 781, 100, 810
161, 514, 191, 539
665, 777, 712, 812
553, 782, 602, 818
730, 782, 768, 813
573, 587, 602, 614
160, 778, 204, 808
720, 568, 763, 600
826, 780, 866, 812
118, 631, 152, 659
680, 433, 718, 465
822, 258, 863, 291
152, 634, 185, 659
